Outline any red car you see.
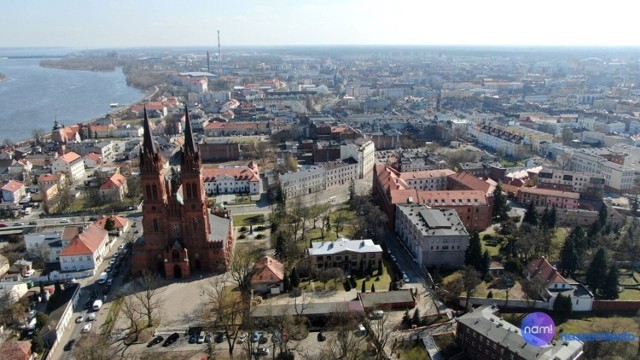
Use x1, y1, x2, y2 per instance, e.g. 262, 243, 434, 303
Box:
0, 223, 8, 228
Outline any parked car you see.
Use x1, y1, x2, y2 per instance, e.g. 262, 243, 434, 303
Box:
118, 244, 125, 250
215, 332, 226, 343
147, 336, 164, 348
103, 286, 111, 295
204, 332, 212, 343
63, 339, 75, 351
272, 331, 281, 344
250, 331, 260, 343
259, 333, 268, 344
163, 333, 179, 347
82, 323, 92, 333
60, 218, 70, 224
13, 222, 24, 226
106, 279, 113, 286
28, 221, 37, 225
317, 332, 326, 342
189, 332, 198, 344
87, 313, 97, 321
253, 347, 270, 357
237, 332, 248, 343
76, 313, 86, 323
197, 332, 206, 344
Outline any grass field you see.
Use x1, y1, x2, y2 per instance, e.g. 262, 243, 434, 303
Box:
554, 315, 639, 340
232, 214, 267, 226
299, 262, 392, 293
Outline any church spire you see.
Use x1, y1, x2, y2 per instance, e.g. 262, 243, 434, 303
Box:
143, 106, 157, 154
184, 106, 197, 155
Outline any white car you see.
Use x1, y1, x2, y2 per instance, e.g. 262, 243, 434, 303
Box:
75, 313, 86, 323
87, 312, 97, 321
82, 322, 92, 333
60, 218, 71, 224
237, 332, 248, 343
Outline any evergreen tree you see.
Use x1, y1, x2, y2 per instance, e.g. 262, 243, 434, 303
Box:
290, 268, 300, 288
367, 260, 374, 277
465, 231, 483, 271
432, 267, 443, 285
492, 183, 509, 221
602, 265, 620, 300
104, 217, 116, 232
523, 202, 539, 226
586, 248, 608, 296
553, 293, 573, 316
568, 226, 587, 252
481, 250, 491, 276
548, 207, 557, 229
402, 309, 411, 327
344, 280, 351, 291
378, 259, 384, 276
487, 290, 494, 298
348, 178, 356, 201
412, 308, 421, 326
361, 280, 367, 293
598, 204, 608, 227
371, 283, 376, 292
283, 272, 290, 292
359, 259, 365, 277
541, 207, 550, 228
559, 237, 580, 277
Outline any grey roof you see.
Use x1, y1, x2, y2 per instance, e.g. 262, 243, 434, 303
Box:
252, 300, 364, 318
457, 305, 583, 360
358, 289, 415, 309
397, 204, 468, 237
209, 213, 231, 243
308, 238, 382, 256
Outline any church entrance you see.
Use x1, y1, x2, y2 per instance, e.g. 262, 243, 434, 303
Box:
173, 264, 182, 279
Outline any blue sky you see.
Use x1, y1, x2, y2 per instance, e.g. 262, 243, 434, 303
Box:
2, 0, 639, 48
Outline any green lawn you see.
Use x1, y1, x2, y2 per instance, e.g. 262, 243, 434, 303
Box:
299, 262, 392, 293
232, 214, 266, 226
554, 315, 639, 340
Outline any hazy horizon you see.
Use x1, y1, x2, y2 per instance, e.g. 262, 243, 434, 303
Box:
3, 0, 640, 49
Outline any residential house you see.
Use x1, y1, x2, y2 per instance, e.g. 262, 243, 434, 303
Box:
251, 256, 285, 294
280, 166, 326, 198
114, 123, 144, 138
37, 173, 65, 202
526, 257, 594, 312
0, 254, 9, 277
457, 305, 583, 360
94, 215, 130, 236
51, 151, 85, 183
395, 204, 468, 268
0, 282, 29, 304
58, 223, 110, 272
204, 121, 270, 137
8, 159, 33, 177
25, 231, 65, 263
321, 159, 359, 188
339, 138, 375, 179
89, 124, 116, 138
0, 341, 32, 360
2, 180, 26, 203
83, 153, 103, 168
307, 238, 383, 272
99, 173, 128, 202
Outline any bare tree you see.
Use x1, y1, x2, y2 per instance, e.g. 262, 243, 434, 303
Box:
364, 308, 395, 360
32, 128, 46, 145
72, 332, 113, 360
118, 291, 146, 344
27, 243, 51, 268
320, 305, 367, 360
462, 266, 482, 310
131, 270, 164, 327
229, 245, 258, 297
521, 276, 547, 310
333, 210, 351, 236
201, 278, 248, 359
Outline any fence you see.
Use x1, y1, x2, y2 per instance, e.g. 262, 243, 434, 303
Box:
460, 297, 553, 311
592, 300, 640, 312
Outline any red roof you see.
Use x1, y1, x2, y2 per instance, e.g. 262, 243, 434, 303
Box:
2, 180, 24, 192
202, 167, 259, 182
518, 187, 580, 199
399, 169, 456, 180
58, 151, 81, 164
94, 215, 129, 229
526, 257, 569, 287
39, 173, 63, 183
84, 153, 103, 162
251, 256, 285, 285
448, 172, 495, 195
60, 224, 108, 256
0, 341, 31, 360
100, 173, 126, 190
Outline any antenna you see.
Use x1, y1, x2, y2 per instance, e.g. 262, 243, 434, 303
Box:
206, 51, 211, 73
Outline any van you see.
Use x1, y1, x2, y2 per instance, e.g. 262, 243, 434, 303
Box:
97, 272, 108, 284
24, 207, 32, 215
92, 299, 103, 311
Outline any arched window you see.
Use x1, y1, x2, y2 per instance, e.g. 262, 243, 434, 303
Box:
146, 185, 152, 199
192, 183, 198, 199
186, 183, 192, 199
152, 184, 158, 200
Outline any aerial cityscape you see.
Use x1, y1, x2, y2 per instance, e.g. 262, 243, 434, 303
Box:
2, 2, 640, 360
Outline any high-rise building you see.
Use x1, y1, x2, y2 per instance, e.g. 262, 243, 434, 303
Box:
131, 108, 233, 279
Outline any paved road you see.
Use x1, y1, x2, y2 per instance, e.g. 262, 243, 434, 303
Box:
53, 216, 141, 360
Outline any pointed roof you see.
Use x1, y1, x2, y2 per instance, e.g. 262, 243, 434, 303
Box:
142, 107, 157, 154
183, 107, 197, 154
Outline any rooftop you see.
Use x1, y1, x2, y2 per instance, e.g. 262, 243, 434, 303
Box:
308, 238, 382, 256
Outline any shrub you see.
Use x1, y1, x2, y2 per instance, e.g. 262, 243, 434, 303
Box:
256, 234, 266, 239
344, 281, 352, 291
238, 234, 246, 239
256, 225, 266, 231
240, 226, 248, 232
349, 276, 357, 288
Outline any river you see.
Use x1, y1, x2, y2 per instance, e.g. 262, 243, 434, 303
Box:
0, 53, 144, 142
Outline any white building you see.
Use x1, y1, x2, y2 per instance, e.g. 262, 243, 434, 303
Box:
398, 169, 455, 191
536, 168, 605, 193
570, 148, 635, 191
0, 281, 29, 304
322, 159, 359, 188
280, 166, 326, 198
58, 224, 109, 272
202, 162, 260, 195
1, 180, 26, 204
114, 124, 144, 138
526, 257, 594, 312
395, 204, 468, 268
25, 231, 65, 263
340, 139, 375, 179
51, 151, 85, 183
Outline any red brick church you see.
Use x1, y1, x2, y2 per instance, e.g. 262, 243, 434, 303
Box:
131, 108, 233, 279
